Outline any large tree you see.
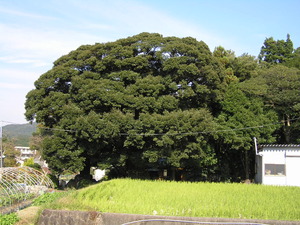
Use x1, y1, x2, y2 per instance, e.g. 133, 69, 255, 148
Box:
240, 64, 300, 144
285, 47, 300, 69
215, 84, 277, 181
25, 33, 226, 180
258, 34, 294, 64
261, 65, 300, 143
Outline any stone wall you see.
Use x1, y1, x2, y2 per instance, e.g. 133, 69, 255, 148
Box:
38, 210, 102, 225
38, 210, 300, 225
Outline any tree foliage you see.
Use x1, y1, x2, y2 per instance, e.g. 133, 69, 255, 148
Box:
25, 33, 227, 180
25, 32, 300, 182
260, 65, 300, 143
214, 84, 278, 180
3, 137, 19, 167
23, 157, 42, 170
258, 34, 294, 64
285, 47, 300, 69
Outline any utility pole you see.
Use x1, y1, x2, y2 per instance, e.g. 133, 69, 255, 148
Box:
0, 122, 3, 168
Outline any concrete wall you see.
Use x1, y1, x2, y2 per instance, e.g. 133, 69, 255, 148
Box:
256, 147, 300, 186
38, 209, 102, 225
38, 209, 300, 225
254, 155, 262, 184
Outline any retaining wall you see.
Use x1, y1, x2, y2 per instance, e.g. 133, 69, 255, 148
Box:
38, 209, 300, 225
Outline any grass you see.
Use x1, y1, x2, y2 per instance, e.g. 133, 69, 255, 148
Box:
44, 178, 300, 221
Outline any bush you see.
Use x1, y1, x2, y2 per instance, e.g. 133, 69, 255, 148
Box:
0, 213, 19, 225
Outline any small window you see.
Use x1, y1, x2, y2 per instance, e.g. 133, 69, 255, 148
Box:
265, 164, 285, 176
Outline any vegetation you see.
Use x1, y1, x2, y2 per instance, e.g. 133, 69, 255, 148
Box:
0, 193, 34, 208
258, 34, 294, 64
2, 137, 19, 167
32, 192, 66, 206
0, 194, 37, 209
24, 33, 300, 183
46, 179, 300, 221
2, 123, 37, 146
1, 123, 37, 167
0, 213, 19, 225
23, 157, 42, 171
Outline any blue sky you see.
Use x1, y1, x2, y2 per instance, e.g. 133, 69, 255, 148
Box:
0, 0, 300, 124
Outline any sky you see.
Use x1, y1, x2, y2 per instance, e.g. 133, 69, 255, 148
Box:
0, 0, 299, 125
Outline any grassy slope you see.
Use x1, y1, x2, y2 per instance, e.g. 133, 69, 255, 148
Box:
48, 179, 300, 221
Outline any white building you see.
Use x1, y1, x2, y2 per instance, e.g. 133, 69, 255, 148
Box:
15, 146, 36, 163
255, 144, 300, 187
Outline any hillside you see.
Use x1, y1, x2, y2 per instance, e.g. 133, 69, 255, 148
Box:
2, 122, 37, 146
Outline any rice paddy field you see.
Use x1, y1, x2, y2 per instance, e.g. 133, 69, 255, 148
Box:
48, 179, 300, 221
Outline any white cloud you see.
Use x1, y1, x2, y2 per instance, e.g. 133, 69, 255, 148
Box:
0, 92, 28, 124
0, 81, 30, 124
0, 68, 40, 81
0, 5, 57, 21
0, 23, 103, 70
108, 1, 251, 55
81, 24, 113, 31
0, 82, 30, 90
0, 0, 237, 72
66, 0, 235, 53
0, 56, 49, 67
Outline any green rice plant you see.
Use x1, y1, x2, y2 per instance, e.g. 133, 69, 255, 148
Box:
47, 179, 300, 221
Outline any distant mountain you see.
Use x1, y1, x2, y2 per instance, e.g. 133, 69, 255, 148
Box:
2, 122, 37, 146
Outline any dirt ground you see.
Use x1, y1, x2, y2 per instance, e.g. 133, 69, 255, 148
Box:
15, 206, 41, 225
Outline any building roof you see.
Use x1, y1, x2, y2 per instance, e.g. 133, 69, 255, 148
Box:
258, 144, 300, 152
259, 144, 300, 148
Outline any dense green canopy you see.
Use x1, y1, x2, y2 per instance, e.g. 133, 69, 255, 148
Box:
25, 33, 300, 183
259, 34, 293, 64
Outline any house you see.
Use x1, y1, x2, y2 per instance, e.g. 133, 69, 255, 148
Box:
255, 143, 300, 186
15, 146, 36, 165
15, 146, 49, 169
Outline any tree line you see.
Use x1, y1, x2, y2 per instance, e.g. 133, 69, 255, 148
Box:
25, 33, 300, 183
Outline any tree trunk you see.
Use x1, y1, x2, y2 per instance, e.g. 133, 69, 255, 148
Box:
79, 159, 92, 179
244, 149, 249, 180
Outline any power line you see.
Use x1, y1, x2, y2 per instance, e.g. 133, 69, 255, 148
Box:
119, 124, 271, 136
0, 124, 3, 168
119, 117, 300, 136
38, 127, 76, 133
0, 120, 18, 124
1, 117, 300, 137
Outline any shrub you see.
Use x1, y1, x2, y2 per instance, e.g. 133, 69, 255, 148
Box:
0, 213, 19, 225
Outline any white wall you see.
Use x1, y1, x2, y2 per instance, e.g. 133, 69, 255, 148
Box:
285, 151, 300, 186
257, 147, 300, 187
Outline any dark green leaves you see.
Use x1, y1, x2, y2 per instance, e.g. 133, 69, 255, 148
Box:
25, 32, 300, 182
259, 34, 294, 64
